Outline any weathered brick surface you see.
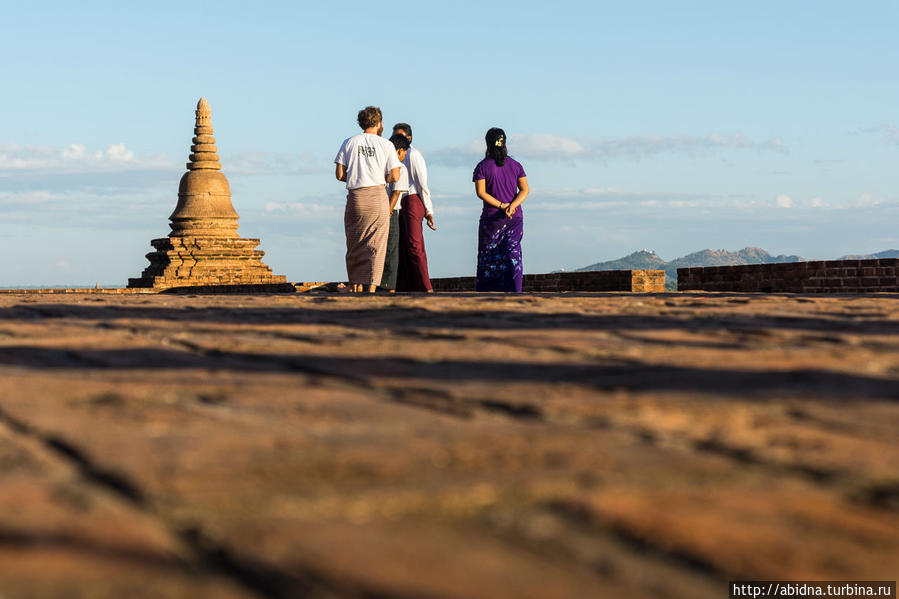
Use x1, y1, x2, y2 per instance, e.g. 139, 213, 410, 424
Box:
0, 292, 895, 598
129, 236, 288, 290
678, 259, 899, 292
433, 270, 666, 292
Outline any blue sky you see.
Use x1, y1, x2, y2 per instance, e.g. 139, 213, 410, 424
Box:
1, 1, 897, 285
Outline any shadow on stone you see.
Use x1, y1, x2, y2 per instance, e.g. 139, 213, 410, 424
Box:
4, 303, 899, 335
0, 345, 896, 401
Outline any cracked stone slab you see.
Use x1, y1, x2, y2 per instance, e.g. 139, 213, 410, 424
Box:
0, 411, 256, 599
0, 292, 896, 598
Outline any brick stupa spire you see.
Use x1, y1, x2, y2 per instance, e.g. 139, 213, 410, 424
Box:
129, 98, 290, 290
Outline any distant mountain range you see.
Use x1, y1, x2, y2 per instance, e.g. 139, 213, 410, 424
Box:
839, 249, 899, 260
576, 247, 899, 290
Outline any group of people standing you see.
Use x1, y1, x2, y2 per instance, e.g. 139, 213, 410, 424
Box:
334, 106, 529, 293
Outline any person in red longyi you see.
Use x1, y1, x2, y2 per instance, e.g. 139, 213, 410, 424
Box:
392, 122, 436, 293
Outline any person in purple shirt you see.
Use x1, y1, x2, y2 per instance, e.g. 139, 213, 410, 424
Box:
472, 128, 530, 292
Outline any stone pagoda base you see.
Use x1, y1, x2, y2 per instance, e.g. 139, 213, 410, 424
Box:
128, 236, 293, 290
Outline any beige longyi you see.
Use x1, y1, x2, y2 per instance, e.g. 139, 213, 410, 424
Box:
344, 185, 390, 286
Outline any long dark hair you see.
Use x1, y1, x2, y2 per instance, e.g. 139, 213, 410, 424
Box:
485, 127, 507, 166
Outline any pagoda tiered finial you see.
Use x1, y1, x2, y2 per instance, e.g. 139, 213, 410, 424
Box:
197, 98, 210, 123
187, 97, 221, 171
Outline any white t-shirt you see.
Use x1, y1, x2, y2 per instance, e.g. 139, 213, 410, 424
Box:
387, 163, 409, 212
334, 133, 401, 190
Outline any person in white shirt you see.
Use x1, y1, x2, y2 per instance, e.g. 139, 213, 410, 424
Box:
392, 122, 436, 292
334, 106, 401, 293
379, 133, 410, 292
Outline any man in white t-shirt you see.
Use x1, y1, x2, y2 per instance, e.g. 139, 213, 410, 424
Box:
334, 106, 401, 293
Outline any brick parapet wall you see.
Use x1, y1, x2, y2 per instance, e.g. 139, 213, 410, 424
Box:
432, 270, 665, 293
677, 259, 899, 293
0, 272, 667, 295
0, 288, 154, 295
0, 282, 322, 295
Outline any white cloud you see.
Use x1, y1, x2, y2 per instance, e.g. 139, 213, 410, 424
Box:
467, 187, 898, 215
0, 191, 56, 206
0, 143, 325, 177
431, 187, 747, 214
0, 187, 169, 229
227, 151, 329, 175
765, 137, 787, 152
888, 124, 899, 144
0, 143, 171, 173
104, 143, 134, 162
667, 200, 700, 209
857, 192, 884, 207
514, 133, 587, 158
61, 143, 86, 160
858, 123, 899, 145
428, 132, 789, 166
263, 201, 340, 218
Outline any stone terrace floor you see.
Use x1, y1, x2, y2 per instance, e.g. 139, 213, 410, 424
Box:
0, 292, 896, 598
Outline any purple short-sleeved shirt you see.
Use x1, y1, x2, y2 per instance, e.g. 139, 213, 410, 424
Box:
473, 157, 526, 219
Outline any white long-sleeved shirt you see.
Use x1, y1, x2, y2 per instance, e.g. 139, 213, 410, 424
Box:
403, 145, 433, 215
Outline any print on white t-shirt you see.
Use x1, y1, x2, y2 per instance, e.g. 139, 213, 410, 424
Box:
334, 133, 402, 190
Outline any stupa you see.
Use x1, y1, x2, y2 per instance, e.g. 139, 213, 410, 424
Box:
128, 98, 291, 290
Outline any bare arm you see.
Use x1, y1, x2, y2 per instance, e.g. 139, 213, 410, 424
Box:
386, 166, 400, 183
335, 163, 346, 182
475, 179, 509, 209
505, 177, 529, 218
388, 190, 402, 212
511, 177, 529, 208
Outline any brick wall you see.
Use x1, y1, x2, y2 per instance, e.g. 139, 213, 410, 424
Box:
678, 259, 899, 293
431, 270, 665, 292
0, 288, 153, 295
0, 272, 668, 295
0, 283, 305, 295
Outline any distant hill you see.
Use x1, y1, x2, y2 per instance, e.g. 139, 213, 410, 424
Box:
668, 247, 803, 269
578, 249, 667, 272
577, 247, 805, 290
839, 249, 899, 260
